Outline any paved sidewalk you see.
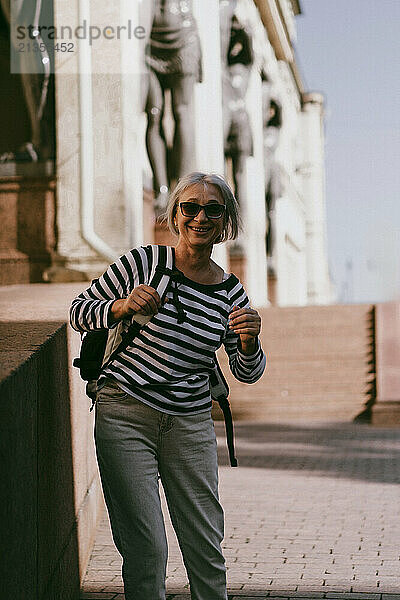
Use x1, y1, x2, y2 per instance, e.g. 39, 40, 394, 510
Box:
81, 421, 400, 600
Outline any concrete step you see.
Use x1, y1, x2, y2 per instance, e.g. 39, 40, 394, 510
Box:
261, 363, 374, 376
218, 304, 375, 422
260, 340, 372, 353
260, 304, 372, 320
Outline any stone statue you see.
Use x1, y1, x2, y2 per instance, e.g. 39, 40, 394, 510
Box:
261, 70, 282, 259
219, 0, 236, 63
0, 0, 55, 163
145, 0, 203, 215
220, 2, 254, 206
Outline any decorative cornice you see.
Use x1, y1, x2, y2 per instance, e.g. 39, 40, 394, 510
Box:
254, 0, 293, 62
302, 92, 324, 106
254, 0, 304, 94
291, 0, 301, 15
290, 60, 304, 96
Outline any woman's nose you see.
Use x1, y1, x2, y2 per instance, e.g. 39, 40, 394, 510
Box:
193, 207, 209, 222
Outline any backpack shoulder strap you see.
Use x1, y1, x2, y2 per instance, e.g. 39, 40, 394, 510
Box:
210, 352, 238, 467
103, 245, 173, 365
149, 245, 173, 300
132, 245, 173, 326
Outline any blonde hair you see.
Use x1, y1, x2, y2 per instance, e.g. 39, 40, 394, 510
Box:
164, 172, 240, 243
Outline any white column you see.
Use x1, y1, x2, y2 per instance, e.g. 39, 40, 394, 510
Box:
242, 69, 269, 306
274, 194, 308, 306
192, 0, 228, 270
120, 0, 153, 248
53, 0, 95, 268
300, 92, 331, 304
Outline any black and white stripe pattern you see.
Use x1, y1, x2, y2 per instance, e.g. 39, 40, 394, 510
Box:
70, 245, 266, 415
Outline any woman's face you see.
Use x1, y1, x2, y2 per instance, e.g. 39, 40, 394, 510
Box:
174, 183, 225, 250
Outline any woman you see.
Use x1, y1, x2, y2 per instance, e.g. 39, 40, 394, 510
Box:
70, 172, 266, 600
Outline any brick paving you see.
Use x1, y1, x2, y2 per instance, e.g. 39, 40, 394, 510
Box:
81, 421, 400, 600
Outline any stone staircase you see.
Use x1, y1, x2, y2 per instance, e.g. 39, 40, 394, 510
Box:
215, 304, 376, 423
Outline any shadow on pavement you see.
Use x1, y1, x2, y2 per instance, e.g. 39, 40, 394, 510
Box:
215, 421, 400, 485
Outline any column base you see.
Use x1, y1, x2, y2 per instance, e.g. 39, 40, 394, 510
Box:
0, 250, 30, 285
268, 269, 277, 305
43, 265, 90, 283
229, 253, 246, 285
372, 400, 400, 427
43, 255, 114, 283
0, 174, 55, 285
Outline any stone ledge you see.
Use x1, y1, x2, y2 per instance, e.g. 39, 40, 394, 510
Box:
0, 320, 65, 381
0, 320, 80, 600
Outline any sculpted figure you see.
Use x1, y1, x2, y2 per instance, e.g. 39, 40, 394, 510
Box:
261, 71, 282, 258
145, 0, 203, 215
220, 2, 254, 206
0, 0, 54, 163
219, 0, 236, 62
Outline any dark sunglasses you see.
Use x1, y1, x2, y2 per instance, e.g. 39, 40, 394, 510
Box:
179, 202, 225, 220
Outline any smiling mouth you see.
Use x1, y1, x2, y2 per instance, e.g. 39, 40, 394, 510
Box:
188, 226, 211, 233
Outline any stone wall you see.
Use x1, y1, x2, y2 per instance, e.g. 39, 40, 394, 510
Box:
0, 283, 104, 599
0, 322, 80, 600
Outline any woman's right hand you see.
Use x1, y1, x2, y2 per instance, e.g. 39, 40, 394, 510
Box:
111, 285, 161, 322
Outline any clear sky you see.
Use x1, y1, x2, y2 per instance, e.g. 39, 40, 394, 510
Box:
295, 0, 400, 303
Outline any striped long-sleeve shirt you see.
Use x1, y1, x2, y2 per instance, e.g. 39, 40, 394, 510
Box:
70, 245, 266, 415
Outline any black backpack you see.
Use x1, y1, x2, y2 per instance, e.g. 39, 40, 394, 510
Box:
73, 245, 237, 466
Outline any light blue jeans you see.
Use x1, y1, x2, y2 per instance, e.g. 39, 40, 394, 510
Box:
94, 379, 228, 600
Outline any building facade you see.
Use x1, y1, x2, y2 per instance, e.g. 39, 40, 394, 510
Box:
0, 0, 332, 306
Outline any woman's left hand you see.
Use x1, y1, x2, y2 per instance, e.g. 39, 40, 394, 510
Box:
228, 305, 261, 354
